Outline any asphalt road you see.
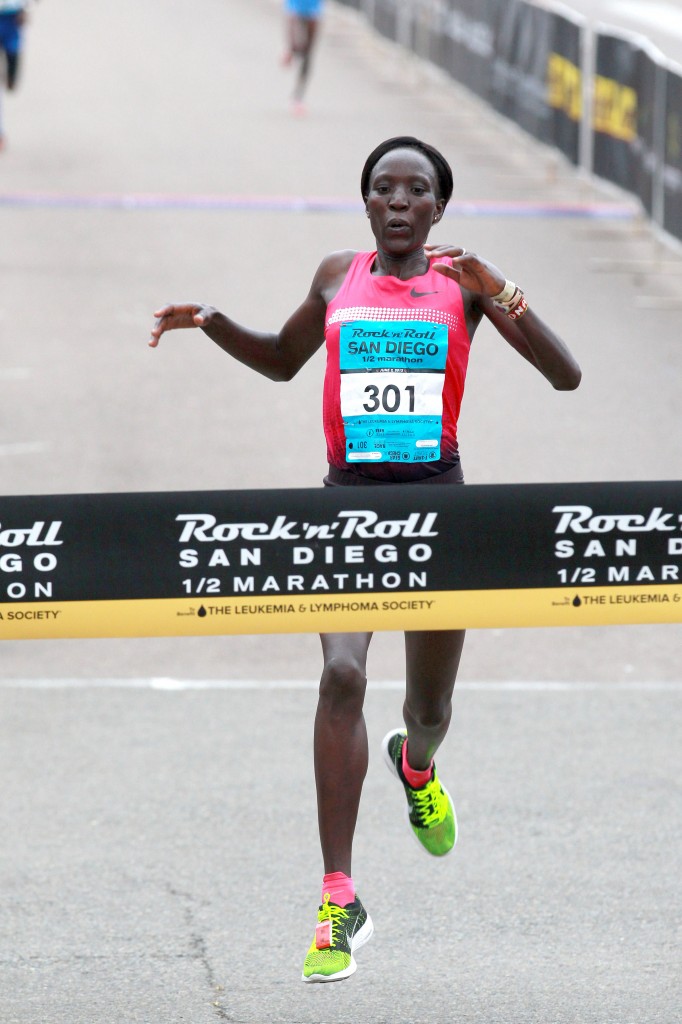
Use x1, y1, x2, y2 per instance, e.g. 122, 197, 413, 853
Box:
1, 1, 681, 1021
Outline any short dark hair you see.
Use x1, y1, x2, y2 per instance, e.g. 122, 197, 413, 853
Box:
360, 137, 454, 206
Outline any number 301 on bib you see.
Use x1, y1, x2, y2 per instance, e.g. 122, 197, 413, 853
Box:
339, 319, 447, 463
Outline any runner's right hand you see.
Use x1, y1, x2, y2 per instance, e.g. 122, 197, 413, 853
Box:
149, 304, 217, 347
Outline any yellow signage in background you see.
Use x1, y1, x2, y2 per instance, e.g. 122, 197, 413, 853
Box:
547, 53, 582, 121
593, 75, 637, 141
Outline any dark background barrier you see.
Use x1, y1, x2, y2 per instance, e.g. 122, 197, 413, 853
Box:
346, 0, 584, 163
491, 1, 554, 146
592, 33, 661, 217
491, 1, 582, 164
410, 0, 502, 101
373, 0, 400, 43
546, 9, 582, 165
333, 0, 682, 246
664, 67, 682, 240
431, 0, 499, 102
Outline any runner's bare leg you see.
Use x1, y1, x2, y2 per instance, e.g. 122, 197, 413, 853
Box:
402, 630, 466, 769
315, 631, 373, 875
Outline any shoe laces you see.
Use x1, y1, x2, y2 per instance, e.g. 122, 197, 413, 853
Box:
318, 893, 349, 947
410, 775, 447, 828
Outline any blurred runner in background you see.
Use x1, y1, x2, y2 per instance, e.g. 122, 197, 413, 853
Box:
0, 0, 34, 150
282, 0, 323, 115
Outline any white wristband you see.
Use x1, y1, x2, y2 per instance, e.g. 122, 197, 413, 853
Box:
491, 280, 517, 305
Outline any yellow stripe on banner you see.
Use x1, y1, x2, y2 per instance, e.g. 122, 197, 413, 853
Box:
1, 585, 681, 639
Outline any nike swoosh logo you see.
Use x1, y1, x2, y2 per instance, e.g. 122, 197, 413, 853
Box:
347, 912, 364, 943
410, 287, 439, 298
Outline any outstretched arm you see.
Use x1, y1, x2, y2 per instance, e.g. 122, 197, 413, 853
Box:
424, 243, 582, 391
149, 292, 326, 382
148, 251, 354, 382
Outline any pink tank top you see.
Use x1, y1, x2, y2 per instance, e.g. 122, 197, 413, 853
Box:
323, 251, 471, 479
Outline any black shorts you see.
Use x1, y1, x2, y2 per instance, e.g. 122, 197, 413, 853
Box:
323, 462, 464, 487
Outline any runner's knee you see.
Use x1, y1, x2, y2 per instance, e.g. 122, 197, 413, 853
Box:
6, 53, 20, 90
319, 655, 367, 712
404, 692, 452, 731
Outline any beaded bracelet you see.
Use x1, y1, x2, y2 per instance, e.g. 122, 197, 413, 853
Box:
507, 295, 529, 320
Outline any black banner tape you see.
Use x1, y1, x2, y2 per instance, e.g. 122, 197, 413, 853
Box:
1, 481, 681, 639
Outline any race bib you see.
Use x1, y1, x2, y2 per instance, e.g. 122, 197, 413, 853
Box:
339, 319, 447, 463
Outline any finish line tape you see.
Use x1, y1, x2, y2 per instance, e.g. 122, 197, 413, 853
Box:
1, 481, 681, 640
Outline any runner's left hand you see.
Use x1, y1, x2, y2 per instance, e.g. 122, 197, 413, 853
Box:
423, 244, 506, 297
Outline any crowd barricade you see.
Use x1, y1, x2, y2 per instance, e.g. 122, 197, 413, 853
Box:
664, 67, 682, 240
335, 0, 682, 247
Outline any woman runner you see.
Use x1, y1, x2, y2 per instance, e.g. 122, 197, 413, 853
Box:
149, 137, 581, 983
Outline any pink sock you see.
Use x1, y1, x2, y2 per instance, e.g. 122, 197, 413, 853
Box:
322, 871, 355, 907
402, 738, 433, 788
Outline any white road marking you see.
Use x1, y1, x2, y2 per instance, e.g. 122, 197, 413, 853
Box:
0, 441, 48, 456
0, 678, 679, 692
635, 295, 682, 309
0, 367, 30, 381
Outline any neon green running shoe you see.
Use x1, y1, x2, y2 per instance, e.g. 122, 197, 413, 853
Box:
301, 893, 373, 983
382, 728, 457, 857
